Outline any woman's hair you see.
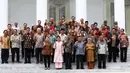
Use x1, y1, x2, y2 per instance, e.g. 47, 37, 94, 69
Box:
56, 36, 60, 38
3, 30, 7, 33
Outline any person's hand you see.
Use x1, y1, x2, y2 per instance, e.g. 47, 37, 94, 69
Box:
51, 53, 53, 56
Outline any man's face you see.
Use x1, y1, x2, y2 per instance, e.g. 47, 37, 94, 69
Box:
50, 18, 54, 22
26, 29, 30, 33
13, 30, 17, 35
78, 37, 82, 42
71, 16, 75, 21
112, 29, 116, 33
85, 22, 88, 26
114, 24, 118, 28
8, 25, 12, 29
24, 24, 27, 27
38, 20, 41, 25
80, 18, 84, 23
14, 23, 18, 27
37, 28, 41, 34
101, 24, 105, 29
61, 30, 64, 34
61, 16, 65, 20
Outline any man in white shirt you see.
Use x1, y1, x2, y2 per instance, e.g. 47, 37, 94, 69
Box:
10, 29, 21, 63
59, 29, 67, 44
97, 35, 108, 69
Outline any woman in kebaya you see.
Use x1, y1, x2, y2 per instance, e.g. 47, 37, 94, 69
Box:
86, 38, 95, 69
53, 36, 64, 69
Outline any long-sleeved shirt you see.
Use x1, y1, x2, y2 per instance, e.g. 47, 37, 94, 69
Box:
64, 40, 73, 53
74, 41, 85, 55
59, 34, 67, 43
34, 34, 44, 48
97, 40, 108, 54
23, 33, 33, 49
1, 36, 10, 49
49, 35, 56, 46
10, 34, 21, 48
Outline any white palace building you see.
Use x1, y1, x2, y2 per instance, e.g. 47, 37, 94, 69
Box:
0, 0, 130, 35
0, 0, 130, 73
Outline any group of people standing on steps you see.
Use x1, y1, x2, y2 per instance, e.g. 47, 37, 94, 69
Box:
0, 16, 129, 70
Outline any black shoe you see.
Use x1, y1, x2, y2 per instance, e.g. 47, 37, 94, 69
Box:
48, 67, 50, 70
113, 61, 117, 63
1, 62, 4, 64
36, 62, 39, 64
24, 62, 27, 64
28, 62, 31, 64
81, 68, 84, 69
45, 67, 47, 70
124, 60, 127, 62
76, 68, 79, 69
98, 66, 101, 69
103, 67, 106, 69
17, 61, 22, 63
108, 60, 111, 62
5, 61, 8, 64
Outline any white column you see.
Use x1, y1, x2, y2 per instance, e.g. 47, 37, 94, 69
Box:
76, 0, 87, 22
114, 0, 125, 29
0, 0, 8, 36
36, 0, 47, 25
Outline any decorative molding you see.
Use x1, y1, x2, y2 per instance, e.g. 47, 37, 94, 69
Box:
49, 0, 65, 6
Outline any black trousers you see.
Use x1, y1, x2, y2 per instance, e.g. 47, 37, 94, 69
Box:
44, 55, 51, 68
35, 48, 43, 63
1, 49, 9, 63
108, 45, 112, 62
21, 41, 24, 58
98, 54, 106, 68
25, 48, 32, 63
11, 48, 20, 62
76, 55, 84, 69
51, 49, 55, 63
116, 47, 119, 57
65, 53, 72, 69
32, 45, 35, 57
108, 47, 117, 62
120, 47, 127, 62
72, 48, 76, 63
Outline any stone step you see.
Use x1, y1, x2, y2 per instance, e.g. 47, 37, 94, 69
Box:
0, 62, 130, 73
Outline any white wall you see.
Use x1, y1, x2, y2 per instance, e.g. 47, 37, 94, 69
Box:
8, 0, 36, 27
70, 0, 76, 19
87, 0, 106, 27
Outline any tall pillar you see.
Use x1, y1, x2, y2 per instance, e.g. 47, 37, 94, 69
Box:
114, 0, 125, 29
36, 0, 47, 25
76, 0, 87, 22
0, 0, 8, 36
